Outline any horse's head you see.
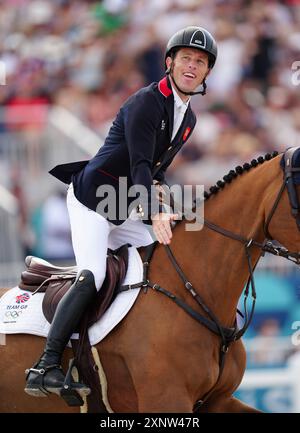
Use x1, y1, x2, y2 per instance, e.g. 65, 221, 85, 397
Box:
264, 147, 300, 253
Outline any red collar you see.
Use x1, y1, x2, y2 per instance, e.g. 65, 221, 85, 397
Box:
158, 76, 173, 98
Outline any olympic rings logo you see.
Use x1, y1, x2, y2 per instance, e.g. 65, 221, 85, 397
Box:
5, 311, 22, 319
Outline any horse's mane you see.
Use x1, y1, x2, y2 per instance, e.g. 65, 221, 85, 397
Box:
203, 151, 279, 200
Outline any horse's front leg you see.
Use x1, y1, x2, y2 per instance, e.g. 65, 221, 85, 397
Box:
199, 395, 262, 413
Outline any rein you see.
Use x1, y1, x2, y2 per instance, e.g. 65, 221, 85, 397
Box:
119, 148, 300, 411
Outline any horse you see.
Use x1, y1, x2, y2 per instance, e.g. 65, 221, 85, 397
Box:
0, 148, 299, 413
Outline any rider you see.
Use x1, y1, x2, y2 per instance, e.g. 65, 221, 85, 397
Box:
24, 26, 218, 402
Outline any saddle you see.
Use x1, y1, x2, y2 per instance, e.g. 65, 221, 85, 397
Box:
19, 244, 129, 326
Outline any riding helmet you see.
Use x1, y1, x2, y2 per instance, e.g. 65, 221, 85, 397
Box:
165, 26, 218, 68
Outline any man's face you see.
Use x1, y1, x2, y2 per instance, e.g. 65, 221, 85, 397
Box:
166, 47, 210, 97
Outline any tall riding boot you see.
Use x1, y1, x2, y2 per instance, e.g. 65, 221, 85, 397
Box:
24, 269, 97, 404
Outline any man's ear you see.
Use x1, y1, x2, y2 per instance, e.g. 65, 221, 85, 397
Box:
165, 56, 172, 71
205, 68, 212, 78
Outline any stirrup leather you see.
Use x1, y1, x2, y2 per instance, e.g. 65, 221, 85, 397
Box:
60, 358, 85, 406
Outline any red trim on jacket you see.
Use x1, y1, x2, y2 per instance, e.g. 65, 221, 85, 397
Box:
158, 76, 172, 98
183, 127, 191, 141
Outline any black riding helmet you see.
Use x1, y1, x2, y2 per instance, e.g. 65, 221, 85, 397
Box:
165, 26, 218, 96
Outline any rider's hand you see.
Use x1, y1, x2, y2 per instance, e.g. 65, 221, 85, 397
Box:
151, 212, 179, 245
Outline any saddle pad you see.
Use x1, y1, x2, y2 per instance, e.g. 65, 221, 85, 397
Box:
0, 247, 143, 346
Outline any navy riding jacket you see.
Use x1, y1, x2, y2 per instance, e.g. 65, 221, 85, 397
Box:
49, 76, 196, 225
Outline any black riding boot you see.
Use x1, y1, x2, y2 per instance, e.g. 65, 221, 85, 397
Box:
25, 269, 97, 404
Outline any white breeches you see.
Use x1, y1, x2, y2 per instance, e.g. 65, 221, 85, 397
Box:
67, 183, 154, 290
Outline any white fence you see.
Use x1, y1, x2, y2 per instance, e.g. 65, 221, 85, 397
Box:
0, 185, 24, 286
237, 336, 300, 413
238, 357, 300, 412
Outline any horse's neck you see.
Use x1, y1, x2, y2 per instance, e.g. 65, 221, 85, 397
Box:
171, 162, 279, 327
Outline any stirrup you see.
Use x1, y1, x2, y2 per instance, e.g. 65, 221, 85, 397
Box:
60, 359, 88, 407
60, 387, 85, 406
25, 362, 90, 406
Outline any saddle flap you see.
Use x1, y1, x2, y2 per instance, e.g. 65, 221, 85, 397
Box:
85, 244, 129, 328
42, 279, 74, 324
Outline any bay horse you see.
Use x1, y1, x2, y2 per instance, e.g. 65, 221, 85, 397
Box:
0, 148, 299, 413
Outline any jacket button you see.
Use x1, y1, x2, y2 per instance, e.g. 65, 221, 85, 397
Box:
156, 162, 161, 166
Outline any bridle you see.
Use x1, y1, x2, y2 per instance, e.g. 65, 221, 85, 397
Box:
119, 147, 300, 410
200, 147, 300, 266
264, 146, 300, 238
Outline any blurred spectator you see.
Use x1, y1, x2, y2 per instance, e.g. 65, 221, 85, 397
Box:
249, 318, 287, 366
10, 165, 35, 257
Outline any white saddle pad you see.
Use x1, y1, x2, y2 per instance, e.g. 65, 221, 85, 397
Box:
0, 247, 143, 346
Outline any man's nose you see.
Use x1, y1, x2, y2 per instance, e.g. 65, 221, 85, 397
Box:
188, 60, 197, 69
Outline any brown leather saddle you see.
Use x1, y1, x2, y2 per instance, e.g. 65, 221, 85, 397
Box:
19, 244, 130, 326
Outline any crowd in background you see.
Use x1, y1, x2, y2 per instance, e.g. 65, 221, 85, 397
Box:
1, 0, 300, 186
1, 1, 300, 233
0, 1, 300, 349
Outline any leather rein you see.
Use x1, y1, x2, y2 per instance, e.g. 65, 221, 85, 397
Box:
119, 147, 300, 410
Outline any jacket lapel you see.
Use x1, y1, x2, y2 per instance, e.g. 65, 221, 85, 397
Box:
165, 95, 174, 140
157, 76, 193, 158
158, 76, 174, 141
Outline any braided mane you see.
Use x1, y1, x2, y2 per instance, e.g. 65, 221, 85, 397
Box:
203, 151, 279, 200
